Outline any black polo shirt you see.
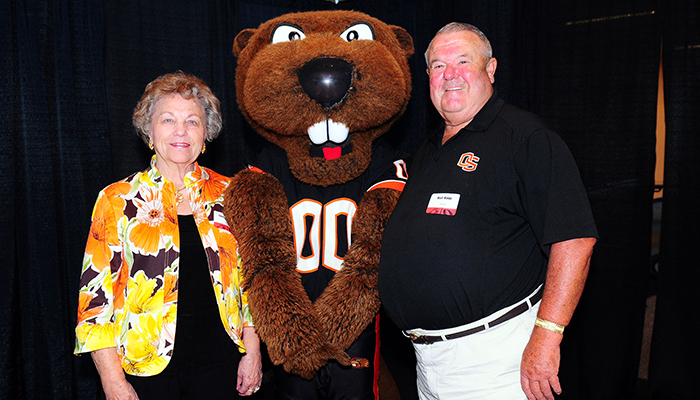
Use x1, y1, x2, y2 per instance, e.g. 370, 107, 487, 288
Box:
379, 93, 598, 331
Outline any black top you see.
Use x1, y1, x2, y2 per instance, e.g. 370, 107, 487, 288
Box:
379, 92, 598, 331
161, 214, 239, 375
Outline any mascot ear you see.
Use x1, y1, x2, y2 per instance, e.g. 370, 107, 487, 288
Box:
233, 28, 257, 57
390, 25, 415, 58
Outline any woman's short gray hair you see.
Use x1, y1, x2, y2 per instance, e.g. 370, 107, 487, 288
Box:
132, 72, 222, 144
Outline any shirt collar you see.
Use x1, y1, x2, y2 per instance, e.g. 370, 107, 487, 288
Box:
464, 89, 504, 132
429, 89, 505, 146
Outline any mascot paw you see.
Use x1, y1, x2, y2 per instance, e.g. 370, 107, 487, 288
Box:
283, 341, 350, 379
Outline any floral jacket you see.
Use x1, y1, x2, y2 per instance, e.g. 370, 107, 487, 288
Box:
75, 156, 252, 376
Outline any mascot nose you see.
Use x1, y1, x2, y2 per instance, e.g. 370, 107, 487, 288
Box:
298, 58, 353, 109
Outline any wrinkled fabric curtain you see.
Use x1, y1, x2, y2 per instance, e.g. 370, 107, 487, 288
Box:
649, 1, 700, 398
3, 0, 694, 399
0, 1, 110, 398
530, 3, 660, 399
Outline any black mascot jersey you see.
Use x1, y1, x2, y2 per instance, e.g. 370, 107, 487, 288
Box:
248, 142, 408, 301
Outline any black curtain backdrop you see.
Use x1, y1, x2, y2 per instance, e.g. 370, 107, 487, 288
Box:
1, 0, 696, 399
533, 3, 660, 400
649, 1, 700, 398
1, 1, 111, 399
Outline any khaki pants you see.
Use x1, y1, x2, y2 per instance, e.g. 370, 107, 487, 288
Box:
408, 288, 541, 400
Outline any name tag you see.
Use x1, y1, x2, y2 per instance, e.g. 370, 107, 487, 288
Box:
426, 193, 460, 216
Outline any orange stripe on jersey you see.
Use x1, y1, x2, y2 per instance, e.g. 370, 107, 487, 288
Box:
367, 180, 406, 192
247, 165, 265, 174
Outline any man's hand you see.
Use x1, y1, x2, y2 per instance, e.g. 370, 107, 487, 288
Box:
520, 327, 563, 400
521, 237, 595, 400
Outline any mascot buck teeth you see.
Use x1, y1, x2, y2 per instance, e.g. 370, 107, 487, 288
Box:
222, 10, 413, 398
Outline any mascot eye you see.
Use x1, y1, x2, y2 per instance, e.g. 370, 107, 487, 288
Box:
271, 24, 306, 44
340, 22, 375, 42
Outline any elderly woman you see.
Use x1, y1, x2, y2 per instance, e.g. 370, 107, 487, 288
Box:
75, 72, 262, 399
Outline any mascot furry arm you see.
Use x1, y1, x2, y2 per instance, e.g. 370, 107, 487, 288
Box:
313, 187, 401, 352
223, 10, 413, 379
223, 170, 349, 379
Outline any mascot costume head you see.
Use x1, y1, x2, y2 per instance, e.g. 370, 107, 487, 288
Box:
223, 10, 413, 386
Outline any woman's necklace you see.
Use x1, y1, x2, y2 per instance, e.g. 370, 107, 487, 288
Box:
175, 186, 186, 206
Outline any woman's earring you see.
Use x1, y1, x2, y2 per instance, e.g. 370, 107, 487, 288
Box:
148, 141, 154, 150
201, 144, 206, 155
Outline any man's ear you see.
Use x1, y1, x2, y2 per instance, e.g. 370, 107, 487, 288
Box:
486, 57, 497, 83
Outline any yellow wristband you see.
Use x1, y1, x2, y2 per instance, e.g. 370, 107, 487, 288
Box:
535, 318, 565, 334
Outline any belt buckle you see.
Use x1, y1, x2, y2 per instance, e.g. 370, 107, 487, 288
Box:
409, 333, 432, 345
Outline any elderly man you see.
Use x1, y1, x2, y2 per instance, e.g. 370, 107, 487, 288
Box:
378, 22, 598, 400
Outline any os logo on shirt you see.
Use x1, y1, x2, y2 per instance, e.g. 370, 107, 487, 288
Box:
457, 152, 480, 172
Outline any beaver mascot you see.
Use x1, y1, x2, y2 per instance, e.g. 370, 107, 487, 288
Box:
222, 10, 413, 399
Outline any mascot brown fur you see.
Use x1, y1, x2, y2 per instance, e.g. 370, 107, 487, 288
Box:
222, 10, 413, 382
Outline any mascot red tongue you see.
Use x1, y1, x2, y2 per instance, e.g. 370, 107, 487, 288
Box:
222, 10, 413, 391
324, 147, 341, 159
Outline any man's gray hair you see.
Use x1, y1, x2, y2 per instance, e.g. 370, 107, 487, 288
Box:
424, 22, 493, 67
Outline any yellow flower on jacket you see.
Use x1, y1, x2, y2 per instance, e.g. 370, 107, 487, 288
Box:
75, 160, 251, 373
226, 297, 243, 328
161, 302, 177, 344
123, 314, 166, 375
126, 272, 162, 315
76, 321, 114, 350
162, 272, 178, 336
129, 186, 178, 255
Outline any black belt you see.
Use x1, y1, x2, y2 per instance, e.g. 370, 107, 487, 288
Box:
407, 286, 544, 345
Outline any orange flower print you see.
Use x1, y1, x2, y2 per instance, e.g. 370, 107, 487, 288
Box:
103, 181, 132, 209
198, 176, 227, 203
112, 260, 130, 311
162, 272, 177, 305
213, 228, 238, 290
130, 187, 177, 255
77, 292, 104, 324
76, 166, 250, 372
85, 194, 118, 269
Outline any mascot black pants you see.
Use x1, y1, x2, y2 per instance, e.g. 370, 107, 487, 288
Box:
273, 324, 377, 400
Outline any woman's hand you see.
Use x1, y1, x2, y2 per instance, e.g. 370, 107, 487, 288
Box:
237, 327, 263, 396
102, 379, 140, 400
91, 348, 140, 400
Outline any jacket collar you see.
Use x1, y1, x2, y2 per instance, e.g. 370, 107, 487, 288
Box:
139, 155, 208, 189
